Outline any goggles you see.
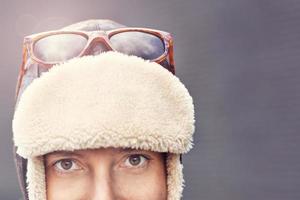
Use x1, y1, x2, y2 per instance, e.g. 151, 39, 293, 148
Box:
15, 27, 175, 98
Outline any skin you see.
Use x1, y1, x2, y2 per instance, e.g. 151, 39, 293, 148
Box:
44, 147, 167, 200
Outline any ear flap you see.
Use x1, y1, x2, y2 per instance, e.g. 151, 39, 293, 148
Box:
167, 154, 185, 200
26, 157, 46, 200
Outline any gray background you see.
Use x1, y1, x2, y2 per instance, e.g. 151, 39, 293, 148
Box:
1, 0, 300, 199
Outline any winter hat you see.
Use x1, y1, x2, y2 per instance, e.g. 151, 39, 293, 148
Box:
12, 51, 195, 200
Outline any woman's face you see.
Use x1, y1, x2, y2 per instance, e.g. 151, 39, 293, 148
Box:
44, 147, 167, 200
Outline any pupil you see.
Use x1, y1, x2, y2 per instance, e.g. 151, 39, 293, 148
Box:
61, 160, 72, 170
129, 155, 141, 165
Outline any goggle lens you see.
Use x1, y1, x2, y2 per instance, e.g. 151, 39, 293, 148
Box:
109, 31, 165, 60
32, 31, 165, 63
33, 34, 88, 63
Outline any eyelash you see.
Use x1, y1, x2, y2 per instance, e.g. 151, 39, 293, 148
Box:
53, 159, 81, 173
122, 154, 151, 168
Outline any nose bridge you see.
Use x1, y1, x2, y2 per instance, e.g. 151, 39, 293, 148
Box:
91, 164, 115, 200
86, 31, 112, 56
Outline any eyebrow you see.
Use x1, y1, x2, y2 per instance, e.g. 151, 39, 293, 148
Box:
46, 151, 85, 158
45, 148, 148, 159
116, 148, 146, 154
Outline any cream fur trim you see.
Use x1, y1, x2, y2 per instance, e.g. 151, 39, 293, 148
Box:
167, 154, 185, 200
26, 157, 46, 200
12, 51, 195, 158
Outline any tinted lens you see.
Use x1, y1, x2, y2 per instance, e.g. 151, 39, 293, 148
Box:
33, 33, 88, 63
109, 31, 165, 60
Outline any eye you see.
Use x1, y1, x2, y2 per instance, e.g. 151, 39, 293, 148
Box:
124, 154, 149, 168
54, 159, 81, 172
